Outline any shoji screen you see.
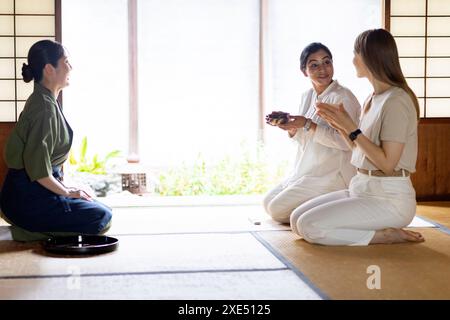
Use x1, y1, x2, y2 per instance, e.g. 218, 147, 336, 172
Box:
0, 0, 58, 122
390, 0, 450, 118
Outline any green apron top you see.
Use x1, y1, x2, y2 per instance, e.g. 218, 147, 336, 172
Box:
4, 82, 73, 181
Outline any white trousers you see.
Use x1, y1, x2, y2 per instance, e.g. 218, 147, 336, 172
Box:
290, 172, 417, 246
263, 174, 346, 223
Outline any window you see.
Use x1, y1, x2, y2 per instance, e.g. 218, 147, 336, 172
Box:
61, 0, 129, 158
0, 0, 57, 122
137, 0, 259, 168
40, 1, 383, 172
389, 0, 450, 117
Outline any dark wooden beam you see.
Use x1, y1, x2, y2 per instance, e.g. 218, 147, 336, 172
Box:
55, 0, 62, 106
55, 0, 61, 43
0, 123, 16, 186
383, 0, 390, 30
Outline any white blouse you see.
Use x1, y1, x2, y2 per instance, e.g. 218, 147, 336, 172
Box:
287, 80, 362, 186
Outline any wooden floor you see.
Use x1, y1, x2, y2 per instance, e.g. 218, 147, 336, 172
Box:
416, 201, 450, 229
0, 201, 448, 300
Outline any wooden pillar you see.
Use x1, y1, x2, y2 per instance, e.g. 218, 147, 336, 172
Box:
128, 0, 139, 162
258, 0, 268, 145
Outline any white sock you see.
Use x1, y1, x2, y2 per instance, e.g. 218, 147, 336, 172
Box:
0, 226, 13, 240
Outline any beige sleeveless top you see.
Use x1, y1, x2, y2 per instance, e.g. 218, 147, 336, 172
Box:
351, 87, 418, 173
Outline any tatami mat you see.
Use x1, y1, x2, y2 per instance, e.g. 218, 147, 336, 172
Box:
0, 201, 448, 300
105, 206, 289, 235
0, 233, 286, 277
0, 204, 439, 234
0, 270, 321, 300
256, 228, 450, 300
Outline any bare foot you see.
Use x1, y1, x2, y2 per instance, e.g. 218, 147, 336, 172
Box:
370, 228, 425, 244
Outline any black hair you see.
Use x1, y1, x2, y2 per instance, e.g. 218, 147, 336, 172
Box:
22, 40, 65, 83
299, 42, 333, 72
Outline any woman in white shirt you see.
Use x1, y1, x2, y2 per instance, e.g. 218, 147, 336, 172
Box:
290, 29, 424, 245
263, 43, 361, 223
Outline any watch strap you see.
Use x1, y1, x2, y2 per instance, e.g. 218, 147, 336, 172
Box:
349, 129, 362, 141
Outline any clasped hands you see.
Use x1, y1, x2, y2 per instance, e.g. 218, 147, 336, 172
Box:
315, 102, 358, 134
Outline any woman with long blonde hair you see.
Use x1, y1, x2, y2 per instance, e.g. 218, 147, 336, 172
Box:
290, 29, 424, 246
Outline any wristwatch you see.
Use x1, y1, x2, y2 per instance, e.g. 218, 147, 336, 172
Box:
349, 129, 362, 141
303, 118, 312, 132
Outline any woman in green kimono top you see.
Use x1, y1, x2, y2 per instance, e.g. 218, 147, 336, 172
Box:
0, 40, 112, 242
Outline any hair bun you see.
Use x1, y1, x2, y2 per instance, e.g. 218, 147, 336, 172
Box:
22, 63, 34, 83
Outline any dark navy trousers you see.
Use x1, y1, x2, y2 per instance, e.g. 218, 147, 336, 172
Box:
0, 167, 112, 234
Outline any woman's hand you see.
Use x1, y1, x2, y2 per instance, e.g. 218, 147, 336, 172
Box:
316, 102, 358, 134
66, 188, 94, 202
37, 176, 94, 202
277, 116, 307, 137
278, 115, 306, 130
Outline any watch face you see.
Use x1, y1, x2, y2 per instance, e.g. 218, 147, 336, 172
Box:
303, 119, 311, 131
349, 129, 361, 141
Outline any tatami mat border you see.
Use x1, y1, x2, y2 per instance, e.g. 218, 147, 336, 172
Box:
251, 231, 330, 300
0, 267, 289, 281
106, 229, 284, 237
416, 215, 450, 235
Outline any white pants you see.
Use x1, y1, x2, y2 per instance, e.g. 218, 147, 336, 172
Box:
290, 172, 417, 246
263, 174, 346, 223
